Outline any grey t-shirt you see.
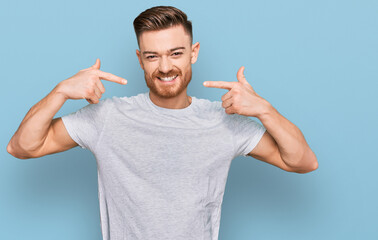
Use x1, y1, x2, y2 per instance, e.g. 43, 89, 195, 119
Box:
61, 92, 266, 240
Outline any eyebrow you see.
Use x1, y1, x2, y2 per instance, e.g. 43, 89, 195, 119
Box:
142, 47, 186, 55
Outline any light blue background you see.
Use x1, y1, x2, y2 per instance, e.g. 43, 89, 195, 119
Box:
1, 0, 377, 239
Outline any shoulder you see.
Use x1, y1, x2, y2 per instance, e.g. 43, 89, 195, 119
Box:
193, 96, 223, 112
102, 93, 145, 110
191, 96, 225, 119
194, 96, 262, 128
193, 96, 246, 119
109, 93, 143, 104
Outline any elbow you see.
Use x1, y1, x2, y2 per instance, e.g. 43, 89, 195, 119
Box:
297, 161, 318, 174
7, 141, 33, 160
312, 159, 319, 171
291, 163, 318, 174
6, 141, 16, 157
295, 152, 319, 174
308, 150, 319, 172
285, 148, 318, 174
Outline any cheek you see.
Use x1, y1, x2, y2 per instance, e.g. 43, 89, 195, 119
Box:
143, 63, 158, 77
176, 57, 191, 72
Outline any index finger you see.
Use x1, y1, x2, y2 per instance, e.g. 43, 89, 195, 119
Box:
203, 81, 235, 90
95, 69, 127, 85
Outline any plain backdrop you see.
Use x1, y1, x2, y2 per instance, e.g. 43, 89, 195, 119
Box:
1, 0, 377, 239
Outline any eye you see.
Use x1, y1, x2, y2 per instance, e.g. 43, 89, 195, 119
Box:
146, 55, 157, 59
172, 52, 183, 56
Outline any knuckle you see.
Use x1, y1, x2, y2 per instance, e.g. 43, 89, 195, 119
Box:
99, 85, 106, 93
88, 81, 96, 88
90, 97, 98, 104
85, 88, 94, 96
89, 75, 98, 81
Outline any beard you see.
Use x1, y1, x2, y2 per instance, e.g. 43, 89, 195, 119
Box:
144, 66, 192, 99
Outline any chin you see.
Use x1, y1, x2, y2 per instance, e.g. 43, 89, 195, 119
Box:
151, 88, 184, 99
146, 76, 191, 99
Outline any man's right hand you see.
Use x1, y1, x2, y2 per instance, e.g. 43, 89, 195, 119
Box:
56, 58, 127, 104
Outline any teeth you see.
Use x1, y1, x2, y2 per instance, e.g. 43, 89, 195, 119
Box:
159, 75, 177, 81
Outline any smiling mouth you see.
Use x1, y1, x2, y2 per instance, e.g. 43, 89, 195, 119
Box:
157, 75, 178, 82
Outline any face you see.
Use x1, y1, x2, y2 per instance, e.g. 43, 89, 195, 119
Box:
136, 25, 200, 99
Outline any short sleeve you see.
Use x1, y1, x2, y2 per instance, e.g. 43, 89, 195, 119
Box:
61, 98, 111, 151
226, 114, 266, 157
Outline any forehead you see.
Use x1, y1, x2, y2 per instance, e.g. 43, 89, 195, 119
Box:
139, 25, 191, 52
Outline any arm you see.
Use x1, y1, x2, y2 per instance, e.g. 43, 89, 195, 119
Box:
248, 106, 318, 173
203, 66, 318, 173
7, 88, 77, 159
7, 58, 127, 159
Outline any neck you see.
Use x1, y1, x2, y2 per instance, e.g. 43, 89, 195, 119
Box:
149, 90, 192, 109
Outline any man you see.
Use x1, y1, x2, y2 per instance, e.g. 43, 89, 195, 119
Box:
7, 5, 318, 240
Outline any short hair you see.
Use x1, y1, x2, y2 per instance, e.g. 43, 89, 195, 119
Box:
133, 6, 193, 46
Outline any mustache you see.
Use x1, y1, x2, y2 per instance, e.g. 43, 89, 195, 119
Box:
152, 69, 181, 78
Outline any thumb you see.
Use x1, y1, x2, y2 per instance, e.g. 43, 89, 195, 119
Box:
92, 58, 101, 69
237, 66, 248, 84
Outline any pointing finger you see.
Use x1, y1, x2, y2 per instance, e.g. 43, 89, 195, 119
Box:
95, 69, 127, 85
203, 81, 235, 90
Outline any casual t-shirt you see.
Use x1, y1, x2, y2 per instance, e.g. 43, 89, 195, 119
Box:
61, 92, 266, 240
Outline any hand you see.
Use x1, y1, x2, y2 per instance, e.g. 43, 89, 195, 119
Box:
56, 59, 127, 104
203, 66, 271, 118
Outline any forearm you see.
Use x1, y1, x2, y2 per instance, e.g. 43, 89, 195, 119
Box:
8, 84, 67, 155
258, 103, 317, 169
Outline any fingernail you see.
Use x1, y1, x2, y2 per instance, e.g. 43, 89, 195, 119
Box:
123, 79, 127, 84
203, 82, 208, 86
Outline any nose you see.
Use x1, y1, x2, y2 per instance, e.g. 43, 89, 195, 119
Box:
158, 56, 173, 73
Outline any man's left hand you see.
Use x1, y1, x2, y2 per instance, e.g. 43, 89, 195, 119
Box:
203, 66, 271, 118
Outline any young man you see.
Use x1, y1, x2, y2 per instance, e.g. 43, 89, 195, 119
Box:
7, 6, 318, 240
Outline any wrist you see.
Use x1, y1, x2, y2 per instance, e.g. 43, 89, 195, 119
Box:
256, 100, 276, 120
53, 82, 69, 101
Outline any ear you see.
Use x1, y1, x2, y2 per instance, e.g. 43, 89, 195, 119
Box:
136, 49, 144, 70
191, 42, 200, 64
